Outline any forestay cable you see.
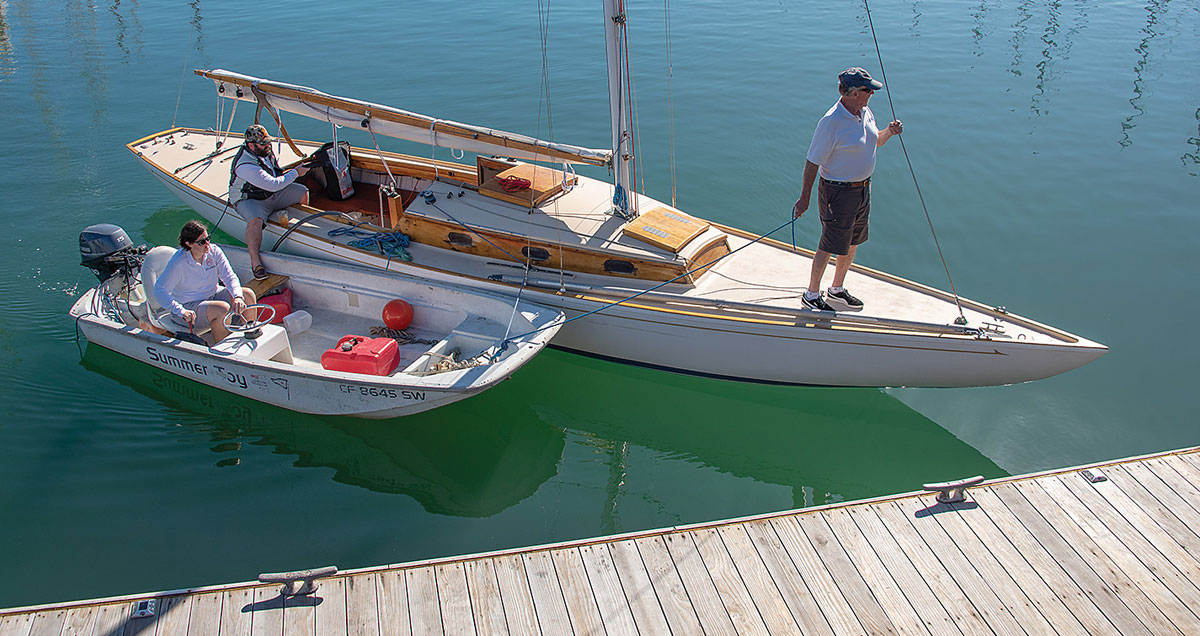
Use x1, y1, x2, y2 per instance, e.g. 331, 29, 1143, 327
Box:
863, 0, 968, 325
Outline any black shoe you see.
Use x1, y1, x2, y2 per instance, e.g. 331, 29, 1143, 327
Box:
826, 288, 863, 309
802, 293, 835, 311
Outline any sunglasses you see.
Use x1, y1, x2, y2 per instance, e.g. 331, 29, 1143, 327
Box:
193, 236, 210, 245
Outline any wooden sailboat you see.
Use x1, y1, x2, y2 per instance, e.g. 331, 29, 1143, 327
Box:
127, 2, 1105, 388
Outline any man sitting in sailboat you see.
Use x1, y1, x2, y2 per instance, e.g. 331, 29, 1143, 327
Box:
228, 124, 310, 280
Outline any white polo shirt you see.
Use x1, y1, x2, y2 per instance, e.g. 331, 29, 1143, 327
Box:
806, 100, 879, 182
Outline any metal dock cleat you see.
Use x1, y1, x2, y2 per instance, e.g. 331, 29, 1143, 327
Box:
922, 475, 985, 504
258, 565, 338, 597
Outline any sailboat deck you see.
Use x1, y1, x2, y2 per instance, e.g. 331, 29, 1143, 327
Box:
134, 128, 1074, 347
7, 446, 1200, 634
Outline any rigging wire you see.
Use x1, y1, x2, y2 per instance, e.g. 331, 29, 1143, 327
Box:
862, 0, 967, 324
664, 0, 677, 208
172, 48, 189, 128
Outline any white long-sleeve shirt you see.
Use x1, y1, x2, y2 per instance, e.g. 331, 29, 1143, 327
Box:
153, 245, 242, 318
235, 160, 299, 192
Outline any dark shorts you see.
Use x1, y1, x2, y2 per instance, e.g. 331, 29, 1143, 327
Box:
817, 179, 870, 256
235, 182, 307, 224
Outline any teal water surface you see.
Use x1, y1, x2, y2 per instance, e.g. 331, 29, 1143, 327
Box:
1, 0, 1198, 607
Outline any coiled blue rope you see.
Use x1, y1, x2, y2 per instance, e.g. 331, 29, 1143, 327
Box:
328, 223, 412, 262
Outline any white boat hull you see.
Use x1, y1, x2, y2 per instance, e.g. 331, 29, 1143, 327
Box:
70, 244, 562, 418
138, 162, 1103, 388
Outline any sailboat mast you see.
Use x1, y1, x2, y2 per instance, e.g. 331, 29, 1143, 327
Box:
603, 0, 636, 219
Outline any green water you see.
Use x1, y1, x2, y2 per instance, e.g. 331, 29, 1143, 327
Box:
2, 0, 1198, 608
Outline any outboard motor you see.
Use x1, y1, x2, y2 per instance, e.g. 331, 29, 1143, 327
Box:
80, 223, 147, 282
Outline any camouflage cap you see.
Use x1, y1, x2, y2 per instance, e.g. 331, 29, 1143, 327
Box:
244, 124, 273, 144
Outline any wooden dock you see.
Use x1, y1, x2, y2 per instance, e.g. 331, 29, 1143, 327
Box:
5, 446, 1200, 635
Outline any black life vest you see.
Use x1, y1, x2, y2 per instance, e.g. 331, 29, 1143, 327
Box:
229, 145, 284, 202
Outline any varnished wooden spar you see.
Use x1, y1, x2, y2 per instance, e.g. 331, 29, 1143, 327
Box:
7, 446, 1200, 634
196, 69, 612, 167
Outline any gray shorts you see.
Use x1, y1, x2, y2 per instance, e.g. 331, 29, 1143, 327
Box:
235, 183, 307, 224
181, 288, 237, 317
817, 179, 870, 256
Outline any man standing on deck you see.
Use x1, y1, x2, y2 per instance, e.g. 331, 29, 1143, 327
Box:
794, 67, 902, 311
228, 124, 310, 280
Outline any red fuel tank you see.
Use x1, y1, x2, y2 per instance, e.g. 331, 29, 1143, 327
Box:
259, 288, 292, 324
320, 335, 400, 376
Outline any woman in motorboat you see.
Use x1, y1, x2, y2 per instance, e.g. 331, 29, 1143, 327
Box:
153, 220, 258, 341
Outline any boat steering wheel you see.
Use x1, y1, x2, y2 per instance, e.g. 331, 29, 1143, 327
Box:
223, 304, 276, 339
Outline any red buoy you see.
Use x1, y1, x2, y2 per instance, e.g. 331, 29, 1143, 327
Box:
382, 299, 414, 330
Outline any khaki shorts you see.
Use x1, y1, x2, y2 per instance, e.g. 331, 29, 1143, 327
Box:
817, 179, 870, 256
235, 183, 308, 224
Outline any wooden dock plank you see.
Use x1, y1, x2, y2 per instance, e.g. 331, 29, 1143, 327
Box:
59, 605, 96, 636
22, 610, 64, 636
662, 532, 738, 636
345, 573, 381, 636
921, 499, 1057, 634
250, 585, 283, 636
550, 547, 607, 636
376, 571, 411, 636
820, 507, 931, 636
1071, 467, 1200, 582
433, 563, 476, 636
633, 535, 705, 635
219, 587, 255, 636
690, 527, 771, 635
285, 592, 318, 636
741, 519, 836, 636
491, 554, 541, 636
578, 543, 640, 636
464, 559, 508, 636
715, 524, 803, 635
1046, 475, 1200, 632
157, 595, 192, 636
88, 603, 128, 636
0, 613, 33, 636
767, 516, 863, 635
842, 505, 965, 636
950, 492, 1092, 634
406, 567, 443, 636
520, 552, 570, 636
1004, 480, 1171, 635
1115, 462, 1200, 556
1157, 455, 1200, 516
983, 484, 1147, 635
868, 503, 995, 635
795, 512, 900, 636
184, 593, 223, 636
885, 498, 1029, 636
314, 577, 348, 636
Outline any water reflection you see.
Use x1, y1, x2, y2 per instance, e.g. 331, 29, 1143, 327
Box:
189, 0, 204, 55
107, 0, 144, 60
1183, 107, 1200, 177
1119, 0, 1168, 148
64, 0, 107, 125
1008, 0, 1034, 77
520, 352, 1006, 531
1030, 0, 1087, 115
80, 346, 567, 518
11, 1, 64, 147
0, 1, 13, 81
971, 1, 991, 56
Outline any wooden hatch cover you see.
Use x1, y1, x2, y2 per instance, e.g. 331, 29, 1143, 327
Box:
622, 206, 710, 253
477, 157, 577, 207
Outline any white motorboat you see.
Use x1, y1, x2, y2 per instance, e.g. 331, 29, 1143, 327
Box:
69, 225, 563, 418
126, 2, 1104, 388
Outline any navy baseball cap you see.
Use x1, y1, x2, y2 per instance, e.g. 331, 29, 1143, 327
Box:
838, 67, 884, 90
